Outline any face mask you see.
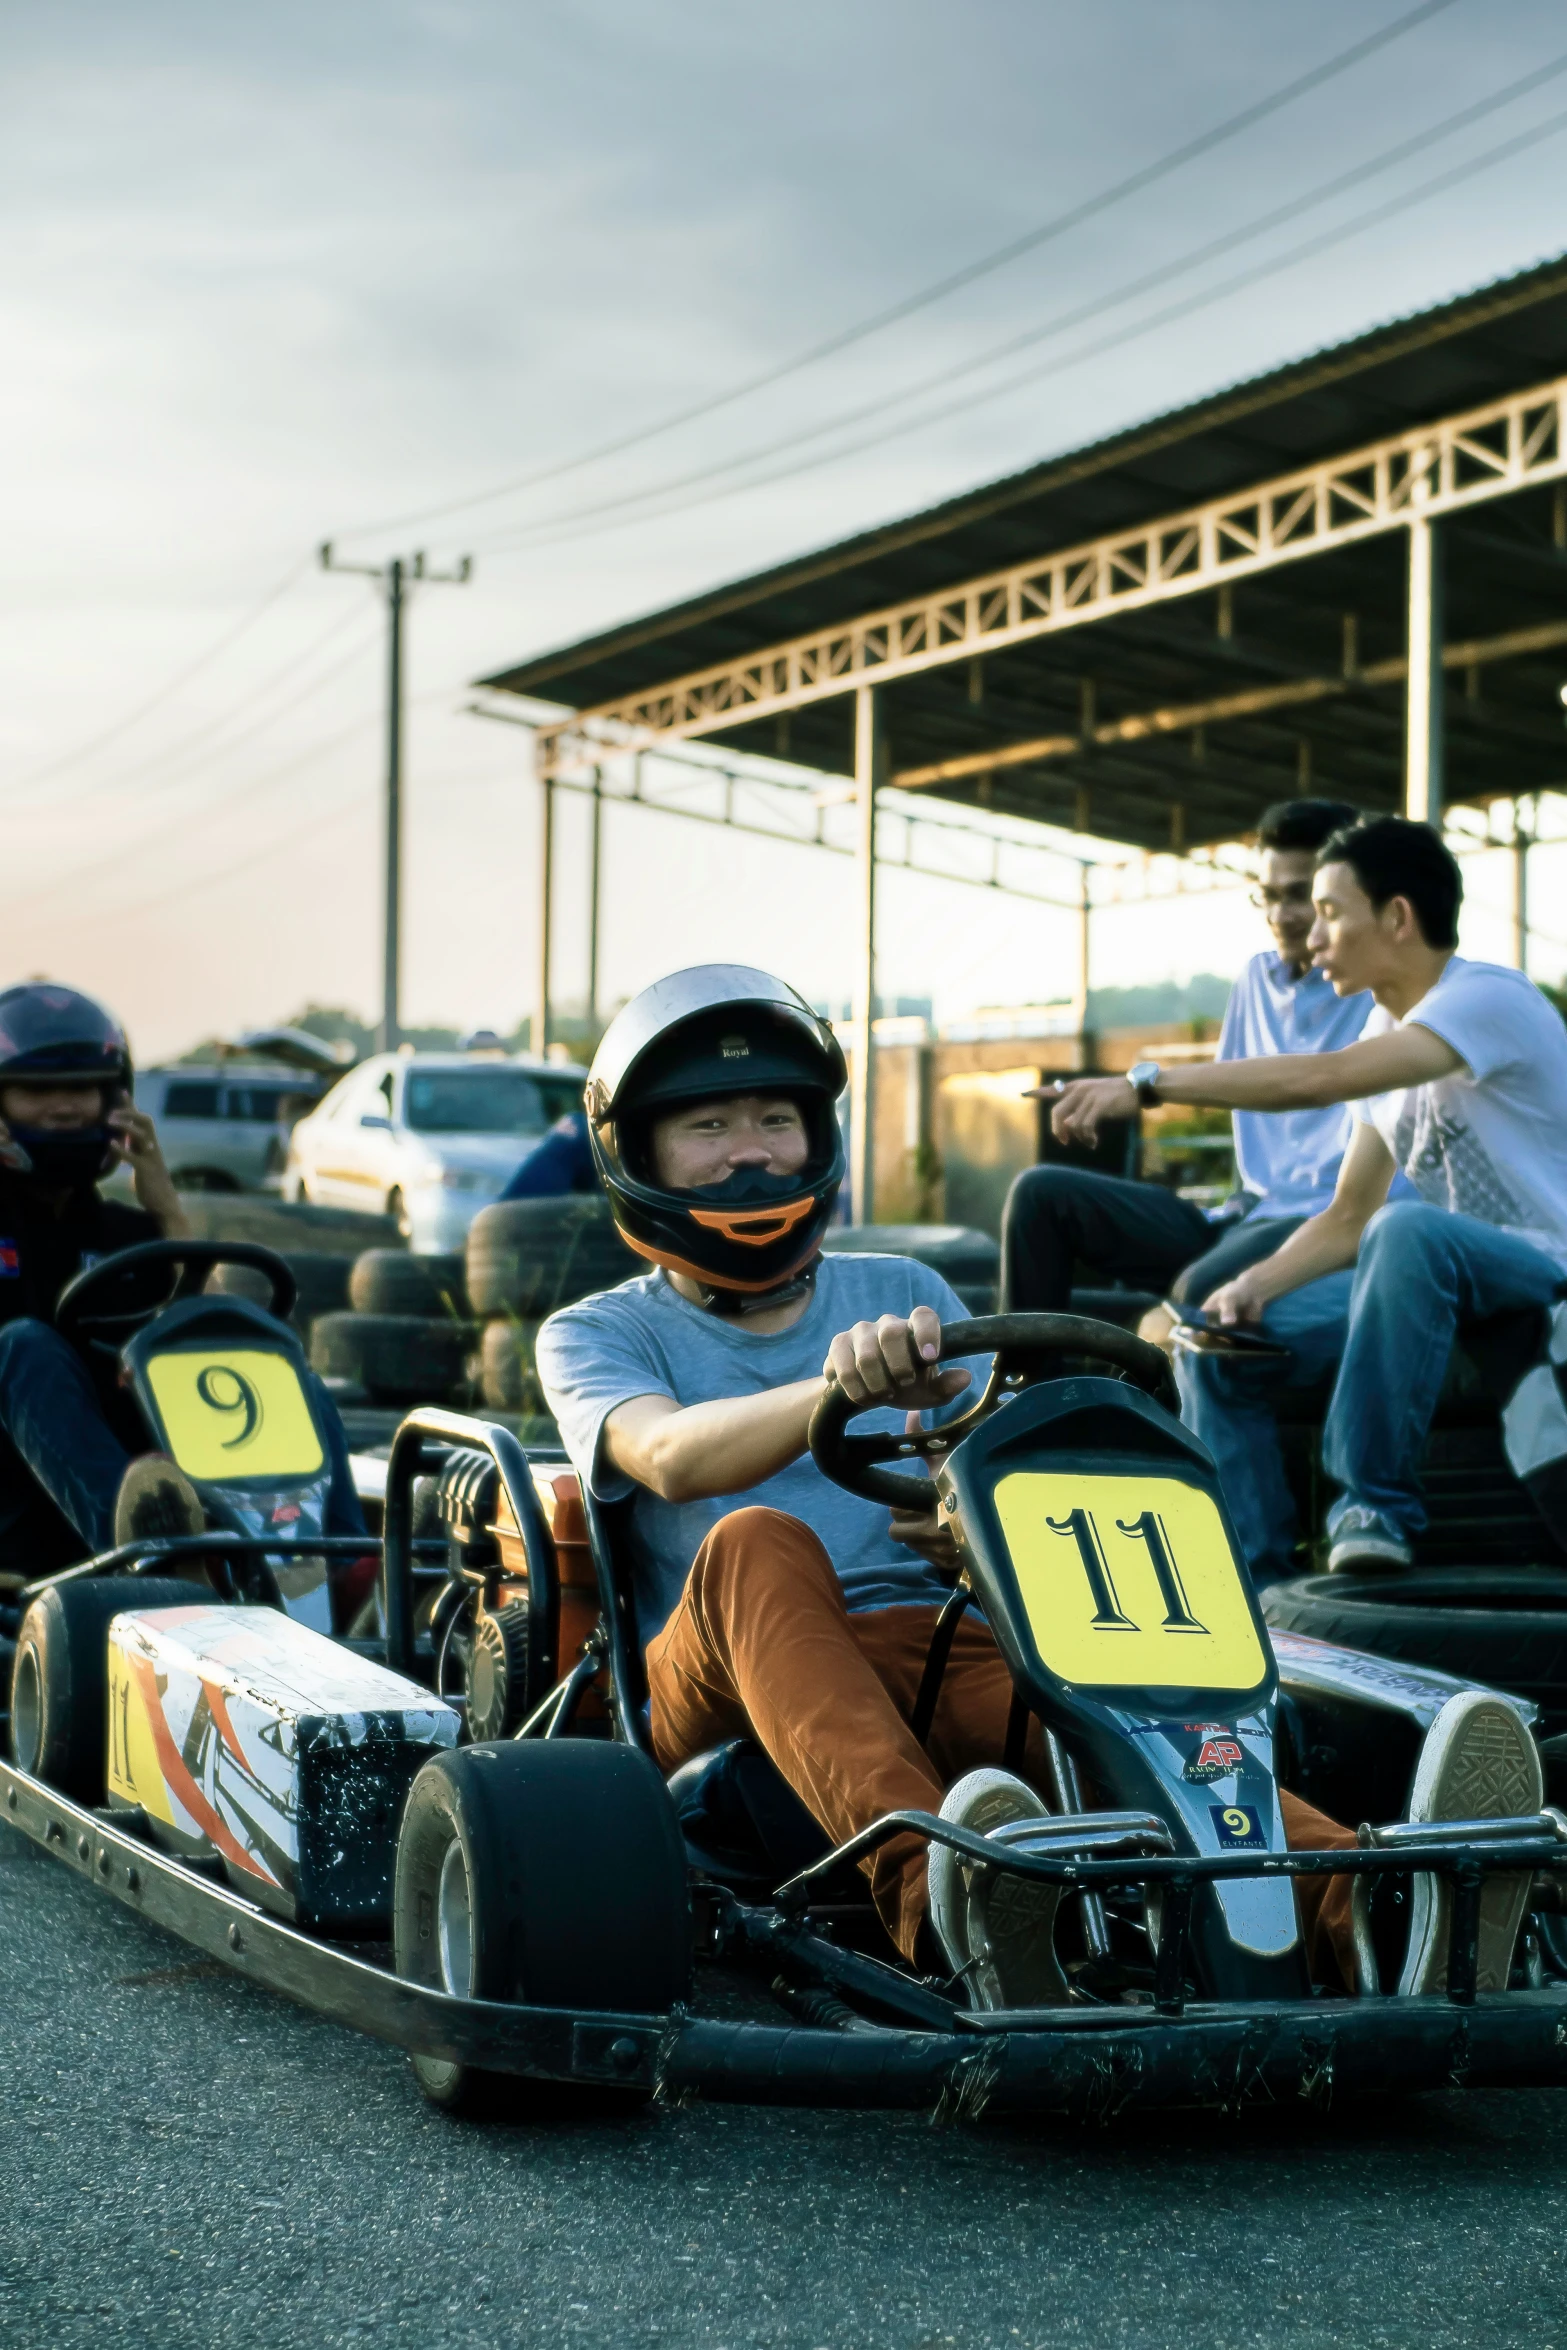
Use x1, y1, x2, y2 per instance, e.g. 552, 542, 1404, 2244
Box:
0, 1125, 114, 1190
686, 1165, 809, 1207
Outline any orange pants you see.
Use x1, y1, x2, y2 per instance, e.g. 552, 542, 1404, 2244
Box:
646, 1506, 1357, 1984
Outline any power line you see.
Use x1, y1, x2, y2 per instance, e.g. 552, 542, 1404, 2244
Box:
466, 47, 1567, 555
68, 786, 381, 931
17, 710, 384, 912
9, 598, 383, 814
482, 96, 1567, 559
6, 555, 310, 792
17, 664, 475, 918
328, 0, 1459, 546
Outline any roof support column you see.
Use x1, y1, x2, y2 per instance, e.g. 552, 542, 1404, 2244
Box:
587, 763, 603, 1029
533, 750, 554, 1058
850, 683, 885, 1223
1513, 797, 1533, 974
1073, 865, 1093, 1069
1404, 481, 1444, 827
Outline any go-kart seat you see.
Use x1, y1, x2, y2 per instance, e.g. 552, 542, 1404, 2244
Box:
573, 1479, 835, 1892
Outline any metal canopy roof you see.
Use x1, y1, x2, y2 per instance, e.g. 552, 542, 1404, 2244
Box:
482, 255, 1567, 852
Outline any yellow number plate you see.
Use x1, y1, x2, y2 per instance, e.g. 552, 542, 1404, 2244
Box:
993, 1469, 1266, 1692
144, 1348, 325, 1482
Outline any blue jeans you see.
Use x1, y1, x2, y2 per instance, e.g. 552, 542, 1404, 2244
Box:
1176, 1202, 1566, 1581
0, 1317, 365, 1572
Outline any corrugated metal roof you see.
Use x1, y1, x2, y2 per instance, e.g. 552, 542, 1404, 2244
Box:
482, 254, 1567, 849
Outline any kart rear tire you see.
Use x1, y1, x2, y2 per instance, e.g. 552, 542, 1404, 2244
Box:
1264, 1570, 1567, 1727
309, 1311, 477, 1406
465, 1199, 635, 1319
393, 1740, 689, 2116
349, 1249, 466, 1317
10, 1575, 201, 1802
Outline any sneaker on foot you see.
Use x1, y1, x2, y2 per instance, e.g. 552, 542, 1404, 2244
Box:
926, 1767, 1069, 2010
113, 1455, 206, 1552
1327, 1504, 1413, 1575
1397, 1690, 1544, 1996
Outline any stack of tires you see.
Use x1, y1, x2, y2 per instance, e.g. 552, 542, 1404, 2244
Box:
465, 1198, 639, 1417
193, 1195, 395, 1353
310, 1251, 475, 1408
821, 1223, 1000, 1316
207, 1250, 355, 1337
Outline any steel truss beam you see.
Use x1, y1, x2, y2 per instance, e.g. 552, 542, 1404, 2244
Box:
536, 375, 1566, 774
890, 616, 1567, 790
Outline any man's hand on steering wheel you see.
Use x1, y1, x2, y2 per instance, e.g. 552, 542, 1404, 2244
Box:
822, 1306, 973, 1413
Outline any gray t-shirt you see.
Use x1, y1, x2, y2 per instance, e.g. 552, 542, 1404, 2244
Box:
535, 1254, 985, 1646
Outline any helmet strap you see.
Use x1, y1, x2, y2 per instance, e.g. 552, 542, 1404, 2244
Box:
684, 1257, 820, 1318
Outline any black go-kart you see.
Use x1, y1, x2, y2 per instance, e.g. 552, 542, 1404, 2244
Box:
7, 1244, 1567, 2123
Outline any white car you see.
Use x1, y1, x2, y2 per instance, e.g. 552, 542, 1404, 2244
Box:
283, 1051, 588, 1252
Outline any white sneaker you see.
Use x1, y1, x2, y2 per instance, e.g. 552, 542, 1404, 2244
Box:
1397, 1690, 1544, 1996
926, 1768, 1069, 2010
1326, 1505, 1412, 1575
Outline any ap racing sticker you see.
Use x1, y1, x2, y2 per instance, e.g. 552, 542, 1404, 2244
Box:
1183, 1724, 1243, 1783
0, 1238, 17, 1279
1211, 1803, 1266, 1850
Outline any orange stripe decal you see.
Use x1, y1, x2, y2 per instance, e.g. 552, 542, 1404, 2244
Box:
202, 1679, 251, 1771
128, 1652, 278, 1886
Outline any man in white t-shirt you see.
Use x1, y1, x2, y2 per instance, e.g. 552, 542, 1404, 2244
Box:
1047, 816, 1567, 1581
1000, 797, 1372, 1318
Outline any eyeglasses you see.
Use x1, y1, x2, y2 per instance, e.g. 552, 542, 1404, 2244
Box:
1249, 883, 1315, 911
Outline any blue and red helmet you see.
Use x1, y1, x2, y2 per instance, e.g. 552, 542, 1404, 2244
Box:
0, 983, 131, 1093
586, 965, 846, 1306
0, 985, 132, 1189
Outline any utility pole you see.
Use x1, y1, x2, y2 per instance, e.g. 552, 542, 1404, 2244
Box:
319, 543, 472, 1051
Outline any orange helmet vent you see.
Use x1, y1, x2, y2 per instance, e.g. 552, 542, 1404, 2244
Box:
685, 1194, 818, 1248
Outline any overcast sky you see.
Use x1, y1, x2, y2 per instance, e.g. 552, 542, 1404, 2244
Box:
5, 0, 1567, 1058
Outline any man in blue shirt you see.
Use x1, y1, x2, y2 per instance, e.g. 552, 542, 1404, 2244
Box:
497, 1109, 597, 1200
1002, 799, 1372, 1314
538, 962, 1368, 2006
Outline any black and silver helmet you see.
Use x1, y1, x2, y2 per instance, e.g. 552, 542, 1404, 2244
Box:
586, 965, 846, 1309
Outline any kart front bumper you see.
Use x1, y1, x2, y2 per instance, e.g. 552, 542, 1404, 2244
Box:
7, 1759, 1567, 2120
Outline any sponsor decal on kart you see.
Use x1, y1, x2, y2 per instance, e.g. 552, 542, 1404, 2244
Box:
1182, 1726, 1245, 1783
1210, 1802, 1267, 1850
0, 1237, 17, 1277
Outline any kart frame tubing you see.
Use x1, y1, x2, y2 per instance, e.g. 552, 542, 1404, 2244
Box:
9, 1758, 1567, 2118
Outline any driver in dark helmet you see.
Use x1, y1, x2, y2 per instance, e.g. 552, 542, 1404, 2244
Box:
535, 967, 1490, 2007
0, 982, 364, 1576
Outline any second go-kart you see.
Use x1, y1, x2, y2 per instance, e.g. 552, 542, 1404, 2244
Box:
8, 1283, 1567, 2122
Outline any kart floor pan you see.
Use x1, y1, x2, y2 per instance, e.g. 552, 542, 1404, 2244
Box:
9, 1757, 1567, 2121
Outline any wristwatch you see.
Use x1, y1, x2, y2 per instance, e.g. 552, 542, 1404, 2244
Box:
1126, 1059, 1163, 1107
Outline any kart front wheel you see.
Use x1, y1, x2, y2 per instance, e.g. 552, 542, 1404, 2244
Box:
11, 1576, 203, 1801
392, 1739, 690, 2116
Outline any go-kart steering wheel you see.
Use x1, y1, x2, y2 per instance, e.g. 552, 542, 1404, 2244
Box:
807, 1312, 1178, 1509
55, 1239, 298, 1353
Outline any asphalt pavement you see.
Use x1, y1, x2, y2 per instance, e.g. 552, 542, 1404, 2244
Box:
4, 1821, 1566, 2350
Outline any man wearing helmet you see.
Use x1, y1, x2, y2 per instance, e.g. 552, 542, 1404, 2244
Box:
537, 966, 1360, 2006
2, 983, 224, 1570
